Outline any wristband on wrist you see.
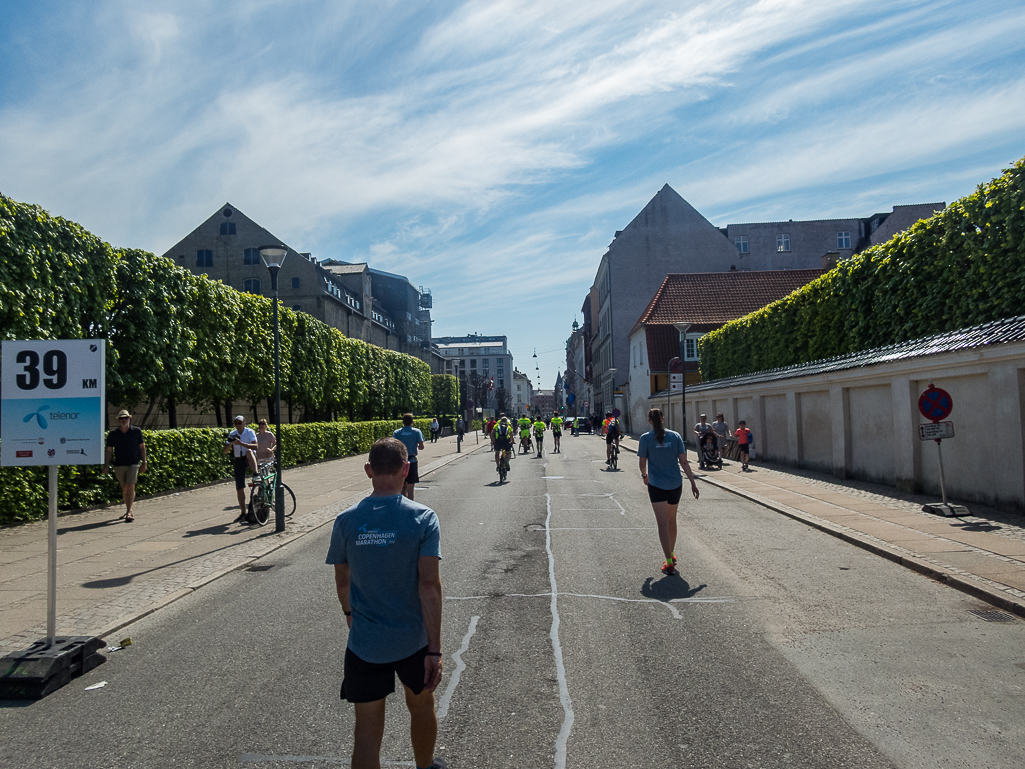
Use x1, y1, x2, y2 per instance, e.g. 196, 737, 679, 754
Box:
343, 610, 352, 616
426, 651, 442, 657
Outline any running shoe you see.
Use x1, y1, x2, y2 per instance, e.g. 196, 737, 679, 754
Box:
661, 560, 676, 576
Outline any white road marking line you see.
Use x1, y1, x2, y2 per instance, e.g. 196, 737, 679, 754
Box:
576, 492, 626, 515
239, 755, 413, 766
437, 614, 479, 720
542, 476, 566, 479
548, 526, 652, 529
545, 492, 575, 769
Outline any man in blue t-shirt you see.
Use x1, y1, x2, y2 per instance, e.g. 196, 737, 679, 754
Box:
393, 413, 426, 501
326, 437, 445, 769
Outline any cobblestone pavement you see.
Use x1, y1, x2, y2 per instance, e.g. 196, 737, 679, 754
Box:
616, 433, 1025, 616
0, 434, 487, 653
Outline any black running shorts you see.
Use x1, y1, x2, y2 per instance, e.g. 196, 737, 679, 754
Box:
647, 484, 683, 505
494, 438, 512, 452
404, 460, 420, 485
340, 645, 429, 703
233, 455, 250, 490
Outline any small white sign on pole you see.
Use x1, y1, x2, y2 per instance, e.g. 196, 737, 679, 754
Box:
919, 421, 954, 441
669, 373, 683, 394
1, 340, 106, 466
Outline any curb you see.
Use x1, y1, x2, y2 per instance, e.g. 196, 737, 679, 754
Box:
93, 443, 489, 640
619, 441, 1025, 619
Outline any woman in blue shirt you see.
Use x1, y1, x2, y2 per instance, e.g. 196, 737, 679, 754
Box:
637, 408, 699, 576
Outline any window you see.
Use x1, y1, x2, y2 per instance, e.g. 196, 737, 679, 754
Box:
291, 277, 300, 289
734, 236, 748, 254
291, 304, 301, 311
684, 333, 701, 361
243, 248, 260, 265
482, 358, 490, 371
196, 250, 212, 267
837, 231, 851, 249
776, 234, 791, 252
470, 359, 477, 369
219, 222, 236, 235
499, 379, 504, 387
243, 278, 262, 294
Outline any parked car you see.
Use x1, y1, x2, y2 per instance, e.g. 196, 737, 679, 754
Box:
565, 416, 592, 434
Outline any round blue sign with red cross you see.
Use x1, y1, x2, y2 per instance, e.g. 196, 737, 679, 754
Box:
918, 385, 953, 422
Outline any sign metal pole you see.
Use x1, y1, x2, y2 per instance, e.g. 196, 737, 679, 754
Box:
47, 465, 58, 647
936, 440, 948, 506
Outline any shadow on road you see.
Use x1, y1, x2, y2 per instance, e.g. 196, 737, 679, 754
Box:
640, 576, 706, 601
57, 518, 124, 535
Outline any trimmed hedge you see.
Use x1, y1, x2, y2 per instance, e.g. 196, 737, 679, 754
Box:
0, 419, 431, 526
699, 156, 1025, 380
0, 194, 432, 421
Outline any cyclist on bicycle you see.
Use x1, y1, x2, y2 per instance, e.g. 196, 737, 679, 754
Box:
550, 412, 563, 453
604, 411, 621, 466
532, 416, 546, 457
493, 415, 514, 473
519, 419, 532, 455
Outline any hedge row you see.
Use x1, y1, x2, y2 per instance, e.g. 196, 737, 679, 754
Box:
698, 155, 1025, 380
0, 194, 438, 421
0, 418, 432, 526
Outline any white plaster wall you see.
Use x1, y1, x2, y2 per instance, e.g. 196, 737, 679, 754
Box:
798, 391, 833, 472
679, 340, 1025, 513
849, 385, 895, 485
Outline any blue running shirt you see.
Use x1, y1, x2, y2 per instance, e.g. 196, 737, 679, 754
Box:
392, 426, 424, 463
325, 494, 441, 663
637, 429, 686, 491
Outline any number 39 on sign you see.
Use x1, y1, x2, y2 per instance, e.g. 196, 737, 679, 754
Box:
1, 340, 106, 467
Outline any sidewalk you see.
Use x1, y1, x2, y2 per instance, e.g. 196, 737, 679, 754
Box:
617, 434, 1025, 618
0, 433, 488, 653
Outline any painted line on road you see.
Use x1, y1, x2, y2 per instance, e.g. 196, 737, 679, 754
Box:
546, 491, 575, 769
240, 754, 413, 766
575, 492, 626, 515
548, 526, 652, 529
437, 614, 480, 720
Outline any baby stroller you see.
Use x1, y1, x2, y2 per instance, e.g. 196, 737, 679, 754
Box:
698, 432, 721, 470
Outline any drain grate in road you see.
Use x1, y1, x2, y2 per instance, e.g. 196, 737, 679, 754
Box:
245, 564, 275, 572
968, 609, 1017, 622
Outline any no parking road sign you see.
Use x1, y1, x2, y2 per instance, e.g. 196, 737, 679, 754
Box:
918, 385, 953, 422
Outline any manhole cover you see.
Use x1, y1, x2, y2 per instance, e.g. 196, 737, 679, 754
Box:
525, 523, 545, 532
245, 564, 274, 572
968, 609, 1016, 622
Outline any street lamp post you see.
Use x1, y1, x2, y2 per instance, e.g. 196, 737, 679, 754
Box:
673, 323, 691, 449
259, 245, 288, 533
608, 368, 617, 419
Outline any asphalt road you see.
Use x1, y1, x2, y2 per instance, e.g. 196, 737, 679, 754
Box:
2, 435, 1024, 768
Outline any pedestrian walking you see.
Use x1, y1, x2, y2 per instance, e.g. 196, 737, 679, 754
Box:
637, 407, 699, 576
735, 420, 753, 471
393, 414, 426, 501
326, 437, 445, 769
430, 417, 440, 443
101, 409, 147, 522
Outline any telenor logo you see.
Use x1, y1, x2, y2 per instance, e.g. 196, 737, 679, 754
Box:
23, 405, 50, 429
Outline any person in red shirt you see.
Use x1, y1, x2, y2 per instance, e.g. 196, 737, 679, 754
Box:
734, 420, 753, 471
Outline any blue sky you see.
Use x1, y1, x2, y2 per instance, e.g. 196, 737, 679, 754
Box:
2, 0, 1024, 390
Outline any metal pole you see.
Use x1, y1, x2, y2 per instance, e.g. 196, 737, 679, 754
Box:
47, 464, 57, 647
936, 440, 948, 506
272, 269, 285, 533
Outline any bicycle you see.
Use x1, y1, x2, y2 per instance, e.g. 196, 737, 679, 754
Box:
498, 448, 511, 483
248, 459, 297, 525
608, 443, 619, 471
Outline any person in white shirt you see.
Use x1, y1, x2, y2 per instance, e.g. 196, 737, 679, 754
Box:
224, 415, 258, 523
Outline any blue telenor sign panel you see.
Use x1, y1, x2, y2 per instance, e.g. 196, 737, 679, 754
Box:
1, 340, 106, 467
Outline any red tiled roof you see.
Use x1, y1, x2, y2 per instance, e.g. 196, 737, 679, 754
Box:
634, 270, 824, 371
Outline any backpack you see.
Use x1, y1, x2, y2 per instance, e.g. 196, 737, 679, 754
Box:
607, 419, 620, 438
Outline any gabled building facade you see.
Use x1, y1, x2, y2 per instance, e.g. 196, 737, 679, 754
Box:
626, 270, 824, 434
163, 203, 442, 371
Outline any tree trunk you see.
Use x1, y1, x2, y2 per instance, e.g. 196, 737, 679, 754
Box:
214, 401, 223, 428
167, 396, 178, 429
225, 400, 233, 425
267, 396, 276, 424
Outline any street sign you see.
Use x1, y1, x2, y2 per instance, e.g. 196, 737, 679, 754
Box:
919, 421, 954, 441
583, 400, 589, 409
1, 340, 106, 467
612, 408, 621, 418
918, 385, 953, 422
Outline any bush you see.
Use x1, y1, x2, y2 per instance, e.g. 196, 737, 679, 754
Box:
699, 156, 1025, 380
0, 418, 432, 526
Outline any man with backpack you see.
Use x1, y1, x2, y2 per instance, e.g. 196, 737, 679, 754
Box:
603, 411, 621, 466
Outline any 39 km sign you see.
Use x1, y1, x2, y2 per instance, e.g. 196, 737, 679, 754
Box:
1, 340, 106, 467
